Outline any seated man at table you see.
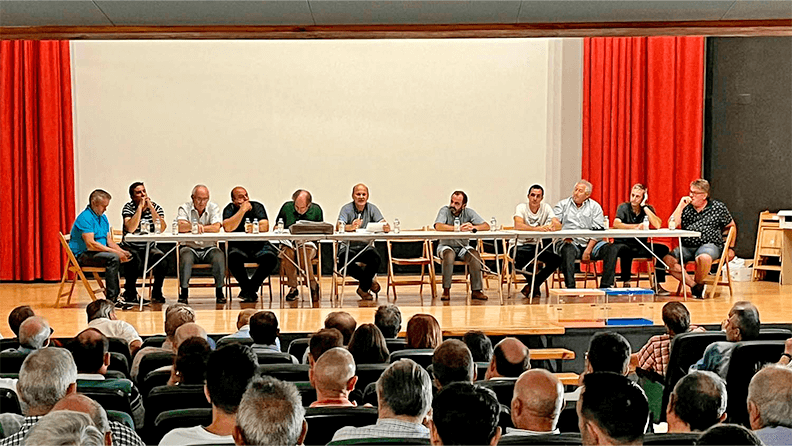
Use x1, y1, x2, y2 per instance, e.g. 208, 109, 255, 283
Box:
177, 184, 225, 304
662, 179, 736, 298
337, 183, 390, 301
276, 189, 323, 304
553, 180, 623, 289
434, 190, 490, 301
120, 181, 167, 303
612, 183, 670, 294
222, 186, 279, 303
512, 184, 562, 299
69, 189, 132, 305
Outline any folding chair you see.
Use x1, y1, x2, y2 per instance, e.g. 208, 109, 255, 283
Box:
385, 229, 437, 302
56, 232, 106, 307
674, 226, 736, 299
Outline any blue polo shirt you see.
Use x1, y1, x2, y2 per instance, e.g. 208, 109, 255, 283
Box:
69, 206, 110, 256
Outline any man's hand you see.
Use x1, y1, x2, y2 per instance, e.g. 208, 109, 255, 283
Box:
641, 191, 648, 207
382, 223, 391, 233
117, 249, 132, 263
680, 196, 692, 206
351, 219, 363, 230
785, 337, 792, 356
240, 201, 252, 213
460, 222, 474, 232
582, 248, 592, 262
197, 224, 205, 234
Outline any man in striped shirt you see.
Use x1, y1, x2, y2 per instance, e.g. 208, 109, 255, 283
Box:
121, 182, 167, 304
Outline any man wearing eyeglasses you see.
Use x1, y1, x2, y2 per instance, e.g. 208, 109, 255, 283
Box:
662, 179, 736, 299
177, 184, 225, 304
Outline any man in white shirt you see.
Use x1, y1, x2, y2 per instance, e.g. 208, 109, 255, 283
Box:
512, 184, 562, 298
85, 299, 143, 357
177, 184, 225, 304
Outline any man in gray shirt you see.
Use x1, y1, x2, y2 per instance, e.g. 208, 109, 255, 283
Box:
434, 191, 490, 301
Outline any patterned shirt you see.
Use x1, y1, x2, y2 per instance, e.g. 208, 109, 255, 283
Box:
680, 199, 733, 248
331, 418, 430, 442
0, 416, 144, 446
122, 200, 165, 235
636, 326, 705, 377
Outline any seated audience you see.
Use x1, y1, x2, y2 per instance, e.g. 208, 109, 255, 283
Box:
152, 322, 209, 378
406, 314, 442, 350
232, 376, 307, 446
5, 316, 50, 354
347, 324, 389, 364
167, 337, 211, 386
374, 304, 402, 339
691, 301, 760, 378
325, 311, 357, 345
666, 371, 727, 433
747, 365, 792, 446
504, 369, 564, 437
484, 337, 530, 380
249, 311, 280, 353
130, 303, 195, 381
218, 309, 257, 342
463, 330, 493, 363
159, 344, 258, 446
697, 424, 763, 446
21, 410, 103, 446
7, 306, 34, 340
332, 359, 433, 442
306, 328, 344, 366
50, 394, 111, 446
585, 332, 631, 376
430, 383, 502, 446
631, 302, 704, 377
576, 373, 649, 446
85, 299, 143, 356
308, 347, 358, 408
432, 340, 476, 390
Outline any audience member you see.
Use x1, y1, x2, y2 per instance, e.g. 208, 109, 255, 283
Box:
631, 302, 704, 377
21, 410, 103, 446
505, 369, 563, 436
585, 332, 631, 376
691, 301, 760, 378
85, 299, 143, 356
307, 328, 344, 366
168, 337, 211, 386
159, 344, 258, 446
374, 305, 402, 339
130, 304, 195, 381
406, 314, 442, 350
666, 371, 727, 433
51, 394, 110, 446
432, 340, 475, 390
8, 317, 50, 354
697, 424, 763, 446
347, 324, 389, 364
7, 306, 34, 339
325, 311, 357, 345
747, 365, 792, 446
232, 376, 307, 446
577, 373, 648, 446
332, 359, 432, 442
430, 383, 502, 446
218, 309, 258, 342
463, 330, 493, 363
308, 347, 358, 408
485, 337, 530, 380
249, 311, 280, 353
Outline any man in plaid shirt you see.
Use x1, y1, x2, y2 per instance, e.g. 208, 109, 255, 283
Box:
631, 302, 704, 377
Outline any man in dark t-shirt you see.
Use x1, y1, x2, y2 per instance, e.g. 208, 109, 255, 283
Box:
222, 187, 278, 303
275, 189, 324, 304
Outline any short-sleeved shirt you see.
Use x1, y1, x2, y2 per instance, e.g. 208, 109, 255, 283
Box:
69, 206, 111, 256
553, 198, 605, 247
158, 425, 233, 446
176, 201, 222, 248
122, 200, 165, 248
435, 206, 486, 249
513, 202, 555, 245
615, 202, 656, 246
222, 201, 271, 251
88, 318, 143, 347
680, 199, 733, 248
275, 201, 323, 229
332, 419, 430, 442
636, 326, 704, 377
337, 202, 385, 255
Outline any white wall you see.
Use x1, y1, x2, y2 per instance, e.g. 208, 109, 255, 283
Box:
72, 38, 582, 230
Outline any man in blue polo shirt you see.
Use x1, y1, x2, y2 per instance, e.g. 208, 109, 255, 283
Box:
69, 189, 131, 305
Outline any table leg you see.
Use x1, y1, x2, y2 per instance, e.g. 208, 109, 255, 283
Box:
140, 242, 151, 311
678, 236, 687, 300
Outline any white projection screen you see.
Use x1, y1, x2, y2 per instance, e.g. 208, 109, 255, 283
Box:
71, 38, 582, 230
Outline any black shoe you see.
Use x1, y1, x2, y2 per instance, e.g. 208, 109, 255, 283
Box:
654, 287, 671, 296
124, 296, 150, 306
113, 298, 134, 310
691, 283, 705, 299
216, 289, 227, 304
239, 289, 258, 303
285, 287, 299, 302
151, 293, 166, 304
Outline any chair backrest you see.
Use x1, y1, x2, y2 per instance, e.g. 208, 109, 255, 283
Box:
475, 362, 490, 381
256, 350, 299, 365
354, 363, 390, 393
59, 232, 82, 267
328, 438, 431, 446
643, 433, 700, 445
385, 339, 407, 353
108, 351, 130, 379
0, 352, 28, 374
0, 339, 20, 351
106, 409, 135, 430
215, 336, 254, 349
153, 408, 213, 445
76, 379, 134, 421
497, 432, 582, 445
0, 388, 22, 415
476, 378, 517, 407
140, 335, 167, 349
107, 337, 132, 365
145, 384, 210, 431
141, 369, 173, 401
389, 349, 435, 369
293, 381, 317, 407
288, 338, 310, 361
257, 363, 310, 382
136, 351, 175, 385
715, 226, 737, 265
724, 340, 786, 427
304, 406, 379, 446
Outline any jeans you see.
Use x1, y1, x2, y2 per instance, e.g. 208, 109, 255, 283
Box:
616, 243, 670, 283
77, 251, 120, 300
179, 246, 225, 288
338, 245, 381, 291
511, 241, 562, 291
558, 241, 624, 288
228, 243, 279, 293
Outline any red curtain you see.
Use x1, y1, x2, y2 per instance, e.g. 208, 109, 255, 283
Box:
582, 36, 704, 223
0, 41, 75, 281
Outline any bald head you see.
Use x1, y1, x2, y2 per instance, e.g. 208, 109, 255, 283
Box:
52, 393, 110, 435
311, 347, 356, 395
512, 369, 564, 432
237, 309, 257, 329
489, 337, 530, 379
748, 365, 792, 430
174, 323, 207, 349
19, 316, 50, 350
325, 312, 357, 345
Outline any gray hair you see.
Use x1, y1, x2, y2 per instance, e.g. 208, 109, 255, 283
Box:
236, 376, 305, 446
191, 184, 209, 197
748, 364, 792, 429
86, 299, 115, 322
377, 359, 432, 418
575, 180, 593, 194
23, 410, 104, 446
88, 189, 111, 206
18, 316, 50, 350
18, 348, 78, 413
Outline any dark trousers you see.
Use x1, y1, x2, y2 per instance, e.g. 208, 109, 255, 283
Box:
77, 251, 120, 300
120, 243, 167, 296
511, 242, 562, 292
616, 243, 670, 283
338, 246, 381, 291
228, 244, 279, 293
179, 246, 225, 288
559, 242, 625, 288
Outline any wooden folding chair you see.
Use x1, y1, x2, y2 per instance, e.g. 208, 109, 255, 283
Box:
675, 226, 736, 299
386, 228, 437, 304
278, 243, 322, 303
56, 232, 106, 307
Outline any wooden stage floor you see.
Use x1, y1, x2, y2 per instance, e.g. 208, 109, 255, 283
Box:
2, 277, 791, 338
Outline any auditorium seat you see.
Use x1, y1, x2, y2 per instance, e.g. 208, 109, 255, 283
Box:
643, 432, 700, 445
215, 336, 254, 349
724, 340, 786, 427
153, 408, 213, 445
0, 339, 19, 351
354, 363, 390, 393
497, 432, 582, 445
107, 410, 135, 431
476, 378, 517, 407
107, 337, 132, 365
329, 437, 431, 445
108, 351, 131, 379
385, 338, 408, 353
145, 384, 210, 438
0, 352, 27, 374
293, 381, 317, 407
389, 349, 435, 369
288, 338, 310, 361
304, 406, 379, 446
140, 335, 167, 350
140, 369, 172, 401
135, 351, 175, 385
77, 379, 137, 428
256, 350, 299, 365
257, 363, 310, 382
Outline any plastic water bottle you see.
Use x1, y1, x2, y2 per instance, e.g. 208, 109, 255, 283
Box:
454, 217, 461, 232
154, 217, 161, 234
252, 218, 259, 234
277, 218, 284, 234
491, 217, 497, 231
669, 216, 677, 230
338, 220, 345, 234
642, 215, 650, 230
393, 219, 400, 234
140, 220, 149, 234
604, 215, 610, 229
191, 218, 199, 234
244, 218, 252, 233
172, 219, 178, 235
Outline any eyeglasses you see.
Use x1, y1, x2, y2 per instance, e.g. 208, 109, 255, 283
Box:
689, 190, 707, 195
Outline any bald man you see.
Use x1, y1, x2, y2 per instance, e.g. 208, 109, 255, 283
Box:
485, 338, 530, 380
276, 189, 324, 304
219, 309, 259, 342
52, 393, 145, 446
505, 369, 564, 436
177, 184, 225, 304
308, 347, 358, 408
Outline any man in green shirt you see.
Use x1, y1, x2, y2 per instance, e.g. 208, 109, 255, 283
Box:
276, 189, 324, 304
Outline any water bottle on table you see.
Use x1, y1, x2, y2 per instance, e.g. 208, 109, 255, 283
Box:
454, 217, 461, 232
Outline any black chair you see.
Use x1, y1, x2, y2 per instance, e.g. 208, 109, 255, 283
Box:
389, 349, 435, 369
304, 406, 379, 446
257, 363, 310, 382
385, 339, 408, 353
215, 336, 254, 349
153, 408, 213, 445
497, 432, 582, 445
108, 351, 130, 379
140, 369, 172, 401
475, 362, 490, 381
107, 410, 135, 431
145, 384, 210, 437
256, 350, 299, 365
107, 337, 132, 365
140, 335, 167, 350
0, 388, 21, 414
293, 381, 317, 407
355, 363, 390, 393
476, 378, 517, 407
136, 351, 175, 385
556, 403, 580, 434
0, 352, 27, 374
288, 338, 311, 361
329, 438, 431, 446
643, 432, 700, 445
0, 339, 20, 351
77, 380, 136, 426
724, 340, 786, 427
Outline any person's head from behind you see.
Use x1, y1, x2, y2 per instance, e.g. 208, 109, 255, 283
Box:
577, 373, 648, 446
173, 322, 208, 350
19, 316, 51, 350
164, 303, 196, 341
85, 300, 115, 324
22, 410, 104, 446
432, 339, 475, 389
236, 309, 257, 330
174, 337, 211, 385
18, 347, 78, 415
406, 314, 442, 349
69, 328, 110, 375
586, 332, 631, 375
348, 323, 389, 364
487, 337, 530, 379
723, 301, 760, 342
375, 304, 402, 339
377, 359, 432, 423
206, 343, 259, 415
233, 376, 307, 446
9, 305, 35, 337
697, 424, 763, 446
52, 393, 111, 446
667, 371, 727, 432
431, 383, 501, 446
309, 347, 357, 398
308, 328, 344, 366
325, 311, 357, 345
662, 302, 692, 337
249, 311, 279, 345
463, 330, 493, 363
511, 369, 564, 433
747, 364, 792, 431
